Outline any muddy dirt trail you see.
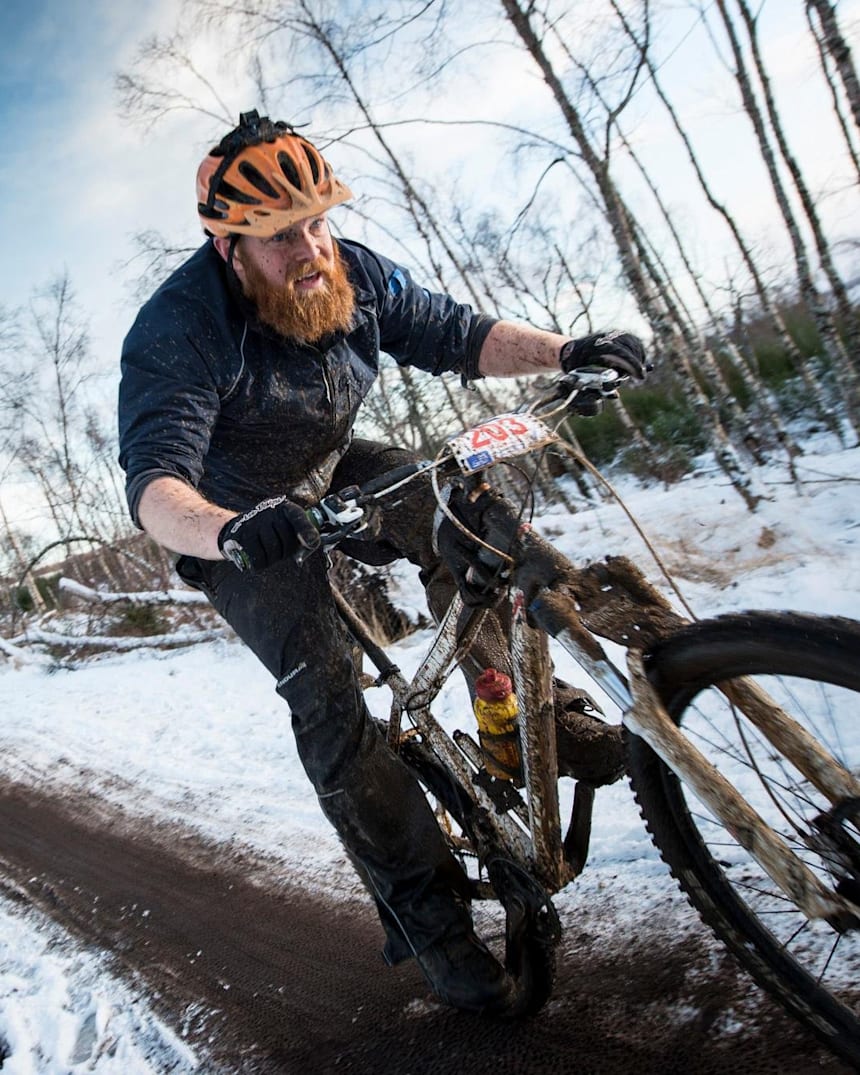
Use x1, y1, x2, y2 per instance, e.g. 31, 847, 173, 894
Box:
0, 780, 849, 1074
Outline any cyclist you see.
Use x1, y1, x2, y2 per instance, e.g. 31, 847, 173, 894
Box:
118, 110, 649, 1014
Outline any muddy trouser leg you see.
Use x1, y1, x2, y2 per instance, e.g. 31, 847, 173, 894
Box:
175, 548, 472, 965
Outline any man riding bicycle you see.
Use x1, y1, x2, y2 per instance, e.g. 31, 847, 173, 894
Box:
118, 110, 649, 1014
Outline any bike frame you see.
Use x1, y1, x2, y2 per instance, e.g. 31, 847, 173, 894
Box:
335, 530, 860, 933
324, 373, 860, 931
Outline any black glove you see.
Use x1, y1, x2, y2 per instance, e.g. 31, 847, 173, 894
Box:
218, 495, 321, 571
560, 331, 649, 381
436, 517, 508, 608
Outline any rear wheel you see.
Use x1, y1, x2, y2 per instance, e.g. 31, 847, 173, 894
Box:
628, 612, 860, 1066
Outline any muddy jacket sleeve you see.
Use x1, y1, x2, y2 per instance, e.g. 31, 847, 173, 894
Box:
341, 241, 497, 381
118, 297, 226, 527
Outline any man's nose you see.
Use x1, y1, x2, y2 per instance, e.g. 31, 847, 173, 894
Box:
293, 227, 320, 263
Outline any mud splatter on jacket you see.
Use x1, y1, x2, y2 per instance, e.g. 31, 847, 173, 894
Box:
118, 238, 496, 524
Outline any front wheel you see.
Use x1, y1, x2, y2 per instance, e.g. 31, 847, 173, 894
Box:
627, 612, 860, 1067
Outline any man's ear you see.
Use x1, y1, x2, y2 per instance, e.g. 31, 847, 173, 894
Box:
213, 236, 232, 263
213, 235, 245, 286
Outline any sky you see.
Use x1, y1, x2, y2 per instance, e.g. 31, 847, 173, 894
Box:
1, 0, 181, 363
0, 430, 856, 1070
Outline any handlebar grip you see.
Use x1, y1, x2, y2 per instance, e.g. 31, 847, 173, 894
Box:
357, 461, 430, 498
305, 506, 326, 530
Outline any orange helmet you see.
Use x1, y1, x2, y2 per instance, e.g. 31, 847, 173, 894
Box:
196, 111, 353, 237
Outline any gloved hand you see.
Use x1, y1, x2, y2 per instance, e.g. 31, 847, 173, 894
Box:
217, 495, 321, 571
560, 331, 649, 381
436, 516, 508, 607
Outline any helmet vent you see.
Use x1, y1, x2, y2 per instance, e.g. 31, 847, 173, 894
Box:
277, 151, 302, 190
218, 179, 261, 206
238, 161, 280, 199
302, 145, 320, 184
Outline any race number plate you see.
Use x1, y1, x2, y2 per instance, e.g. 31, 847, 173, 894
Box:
447, 412, 559, 474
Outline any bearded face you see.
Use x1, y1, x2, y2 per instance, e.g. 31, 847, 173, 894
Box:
236, 239, 356, 345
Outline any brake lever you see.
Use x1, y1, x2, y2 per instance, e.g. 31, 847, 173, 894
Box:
296, 489, 369, 563
534, 367, 625, 417
569, 366, 625, 393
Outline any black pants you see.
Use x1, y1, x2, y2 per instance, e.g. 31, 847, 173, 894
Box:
177, 440, 480, 963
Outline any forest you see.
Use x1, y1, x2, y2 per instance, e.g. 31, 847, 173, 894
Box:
0, 0, 857, 654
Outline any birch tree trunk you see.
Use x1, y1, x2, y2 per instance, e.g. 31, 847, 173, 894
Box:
715, 0, 860, 436
806, 0, 860, 134
736, 0, 860, 369
499, 0, 762, 508
805, 2, 860, 182
611, 0, 844, 440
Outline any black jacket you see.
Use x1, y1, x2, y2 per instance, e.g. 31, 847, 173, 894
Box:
118, 238, 496, 524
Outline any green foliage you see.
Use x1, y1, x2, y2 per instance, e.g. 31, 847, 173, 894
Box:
781, 307, 824, 358
564, 406, 626, 464
115, 603, 168, 636
627, 390, 709, 452
567, 386, 709, 481
748, 340, 804, 388
12, 587, 34, 613
8, 574, 59, 614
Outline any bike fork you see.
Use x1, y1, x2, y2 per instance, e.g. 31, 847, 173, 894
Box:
531, 592, 860, 930
624, 651, 860, 932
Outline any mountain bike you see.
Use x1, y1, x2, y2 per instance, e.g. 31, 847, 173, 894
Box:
310, 369, 860, 1066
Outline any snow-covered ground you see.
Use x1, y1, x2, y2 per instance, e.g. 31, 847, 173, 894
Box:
0, 438, 858, 1073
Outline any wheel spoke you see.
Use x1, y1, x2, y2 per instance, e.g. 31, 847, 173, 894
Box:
628, 613, 860, 1066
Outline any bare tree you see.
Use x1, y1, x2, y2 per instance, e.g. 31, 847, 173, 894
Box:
806, 1, 860, 182
612, 0, 844, 441
7, 274, 129, 553
713, 0, 860, 435
806, 0, 860, 135
734, 0, 859, 366
499, 0, 762, 508
121, 230, 199, 302
554, 19, 796, 464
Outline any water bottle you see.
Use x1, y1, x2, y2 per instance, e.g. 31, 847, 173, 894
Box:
473, 668, 523, 785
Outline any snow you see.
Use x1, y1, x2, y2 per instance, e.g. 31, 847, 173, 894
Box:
0, 898, 198, 1073
0, 439, 858, 1071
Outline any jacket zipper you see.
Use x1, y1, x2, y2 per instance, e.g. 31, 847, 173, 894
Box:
320, 355, 338, 436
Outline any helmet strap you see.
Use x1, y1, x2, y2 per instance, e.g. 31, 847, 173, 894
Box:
226, 234, 239, 268
224, 234, 244, 298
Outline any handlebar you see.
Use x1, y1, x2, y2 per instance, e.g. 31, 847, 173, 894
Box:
302, 367, 624, 552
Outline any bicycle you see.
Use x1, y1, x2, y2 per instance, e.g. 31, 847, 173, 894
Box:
308, 369, 860, 1065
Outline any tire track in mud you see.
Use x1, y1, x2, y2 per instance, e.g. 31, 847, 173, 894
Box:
0, 780, 849, 1074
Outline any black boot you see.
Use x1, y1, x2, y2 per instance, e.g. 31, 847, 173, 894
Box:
415, 913, 516, 1015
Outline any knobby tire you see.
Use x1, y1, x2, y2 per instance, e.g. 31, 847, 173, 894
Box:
628, 611, 860, 1067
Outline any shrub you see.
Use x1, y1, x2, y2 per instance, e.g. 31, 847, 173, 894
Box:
115, 603, 169, 636
566, 386, 708, 479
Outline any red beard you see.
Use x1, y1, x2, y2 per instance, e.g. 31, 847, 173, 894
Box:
240, 245, 356, 344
